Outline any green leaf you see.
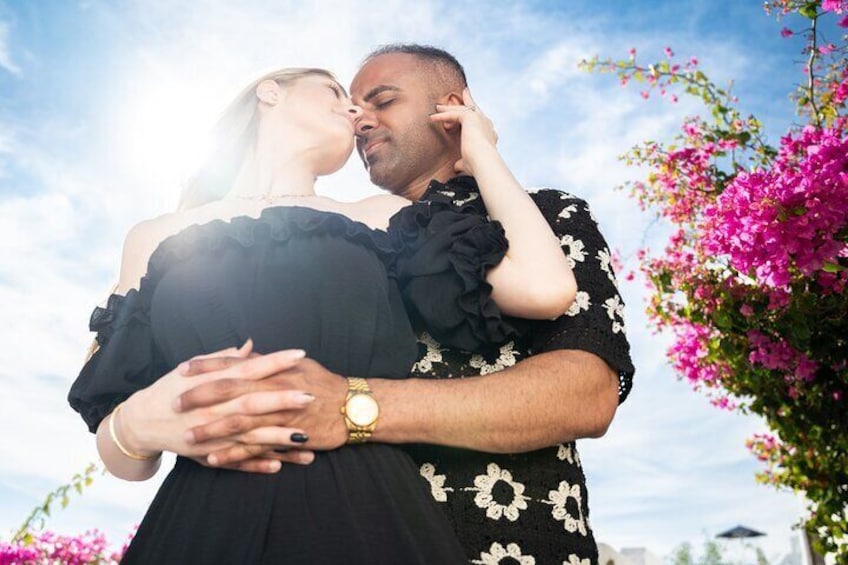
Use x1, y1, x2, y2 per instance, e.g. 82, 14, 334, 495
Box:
799, 2, 819, 19
822, 262, 847, 273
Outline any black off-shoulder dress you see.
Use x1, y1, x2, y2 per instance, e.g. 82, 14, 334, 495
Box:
68, 201, 520, 564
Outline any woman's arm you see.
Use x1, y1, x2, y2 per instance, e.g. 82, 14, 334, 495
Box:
91, 223, 313, 480
431, 89, 576, 319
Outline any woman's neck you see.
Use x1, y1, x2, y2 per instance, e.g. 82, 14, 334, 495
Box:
226, 143, 317, 201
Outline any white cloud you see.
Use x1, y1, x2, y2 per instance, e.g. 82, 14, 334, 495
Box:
0, 20, 21, 75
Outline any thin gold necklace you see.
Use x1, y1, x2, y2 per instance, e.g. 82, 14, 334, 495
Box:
230, 193, 317, 203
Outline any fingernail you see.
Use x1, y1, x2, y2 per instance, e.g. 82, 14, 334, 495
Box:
268, 461, 282, 472
172, 396, 183, 412
290, 349, 306, 359
295, 392, 315, 404
290, 432, 309, 443
207, 454, 219, 466
177, 361, 190, 375
183, 430, 195, 444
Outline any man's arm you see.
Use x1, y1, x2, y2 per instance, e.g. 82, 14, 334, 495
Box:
371, 348, 618, 452
179, 348, 618, 462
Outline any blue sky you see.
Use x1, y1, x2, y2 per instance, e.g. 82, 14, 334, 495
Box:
0, 0, 828, 561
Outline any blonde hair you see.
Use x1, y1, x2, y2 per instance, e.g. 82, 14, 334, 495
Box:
178, 68, 337, 210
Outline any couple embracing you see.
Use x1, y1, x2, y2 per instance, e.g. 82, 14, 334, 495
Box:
69, 44, 634, 564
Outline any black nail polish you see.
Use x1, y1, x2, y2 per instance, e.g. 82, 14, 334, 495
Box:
290, 433, 309, 443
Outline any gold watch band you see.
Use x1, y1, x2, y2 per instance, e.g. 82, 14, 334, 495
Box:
343, 377, 378, 444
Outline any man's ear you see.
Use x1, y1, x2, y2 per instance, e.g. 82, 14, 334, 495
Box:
437, 91, 465, 131
256, 80, 282, 105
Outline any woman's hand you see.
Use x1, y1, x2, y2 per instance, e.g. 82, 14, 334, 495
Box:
116, 341, 315, 461
430, 87, 498, 176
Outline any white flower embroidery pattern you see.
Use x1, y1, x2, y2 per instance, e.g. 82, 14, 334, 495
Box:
564, 554, 591, 565
471, 542, 536, 565
413, 332, 444, 374
465, 463, 530, 522
596, 249, 617, 285
469, 342, 518, 375
564, 291, 590, 317
419, 463, 453, 502
585, 204, 599, 224
437, 190, 456, 198
603, 296, 626, 334
543, 480, 588, 536
558, 203, 579, 220
455, 192, 480, 206
559, 235, 586, 269
556, 443, 574, 464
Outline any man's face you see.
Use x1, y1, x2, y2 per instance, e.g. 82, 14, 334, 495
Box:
350, 53, 452, 198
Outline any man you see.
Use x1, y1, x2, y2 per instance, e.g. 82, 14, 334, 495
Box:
180, 45, 634, 563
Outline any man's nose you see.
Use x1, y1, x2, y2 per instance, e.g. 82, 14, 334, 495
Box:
354, 108, 376, 136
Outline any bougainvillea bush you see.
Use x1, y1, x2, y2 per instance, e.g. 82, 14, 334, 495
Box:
581, 0, 847, 559
0, 465, 130, 564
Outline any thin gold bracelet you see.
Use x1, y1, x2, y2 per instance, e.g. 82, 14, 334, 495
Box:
108, 402, 159, 461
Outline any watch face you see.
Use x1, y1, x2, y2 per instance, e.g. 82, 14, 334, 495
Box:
347, 393, 379, 426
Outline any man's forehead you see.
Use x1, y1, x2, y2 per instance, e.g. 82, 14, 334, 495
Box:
350, 53, 424, 95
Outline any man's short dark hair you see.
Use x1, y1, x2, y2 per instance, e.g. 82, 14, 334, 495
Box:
362, 43, 467, 89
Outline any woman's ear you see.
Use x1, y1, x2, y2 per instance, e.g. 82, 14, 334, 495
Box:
256, 80, 281, 105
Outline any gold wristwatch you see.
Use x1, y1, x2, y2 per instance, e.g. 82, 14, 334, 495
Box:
341, 377, 379, 444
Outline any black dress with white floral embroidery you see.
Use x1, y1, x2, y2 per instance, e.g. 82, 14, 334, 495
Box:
403, 176, 635, 565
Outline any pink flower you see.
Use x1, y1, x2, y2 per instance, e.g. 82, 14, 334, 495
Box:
780, 27, 794, 37
703, 127, 848, 291
839, 14, 848, 26
818, 43, 837, 54
689, 56, 699, 67
821, 0, 847, 13
664, 46, 675, 58
628, 47, 637, 57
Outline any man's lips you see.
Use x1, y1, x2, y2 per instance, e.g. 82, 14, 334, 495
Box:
362, 138, 387, 158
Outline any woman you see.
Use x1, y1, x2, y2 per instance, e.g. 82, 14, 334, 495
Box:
69, 68, 575, 563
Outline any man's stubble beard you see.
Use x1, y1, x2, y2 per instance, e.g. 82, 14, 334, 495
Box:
368, 125, 440, 198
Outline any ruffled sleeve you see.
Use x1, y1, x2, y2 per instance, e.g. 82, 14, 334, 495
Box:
388, 197, 524, 353
68, 286, 162, 433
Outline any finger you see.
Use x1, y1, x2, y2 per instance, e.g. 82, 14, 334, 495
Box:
178, 374, 313, 414
183, 347, 305, 379
206, 443, 315, 467
218, 458, 283, 474
182, 339, 253, 367
463, 87, 477, 108
236, 426, 310, 446
206, 443, 272, 466
275, 450, 316, 465
193, 454, 283, 474
225, 389, 315, 417
186, 412, 282, 444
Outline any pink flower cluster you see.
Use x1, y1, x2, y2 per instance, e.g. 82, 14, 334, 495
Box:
822, 0, 848, 13
668, 320, 725, 386
0, 530, 124, 565
747, 330, 819, 388
703, 126, 848, 290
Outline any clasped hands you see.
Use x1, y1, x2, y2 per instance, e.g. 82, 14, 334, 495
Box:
125, 340, 350, 474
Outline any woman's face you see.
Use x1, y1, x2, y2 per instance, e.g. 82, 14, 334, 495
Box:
274, 74, 362, 176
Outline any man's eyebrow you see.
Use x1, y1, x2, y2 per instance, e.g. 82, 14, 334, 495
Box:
362, 85, 401, 102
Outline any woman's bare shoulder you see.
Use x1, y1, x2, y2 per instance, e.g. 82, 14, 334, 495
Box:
116, 211, 187, 293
